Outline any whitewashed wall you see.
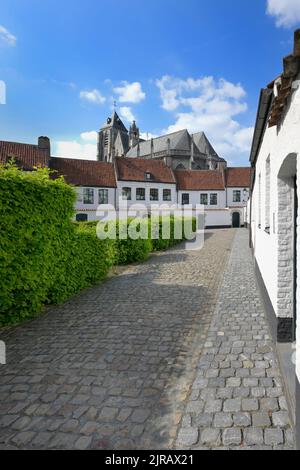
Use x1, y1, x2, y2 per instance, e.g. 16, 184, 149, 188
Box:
227, 188, 250, 208
74, 186, 116, 221
250, 75, 300, 382
177, 190, 226, 210
117, 181, 177, 210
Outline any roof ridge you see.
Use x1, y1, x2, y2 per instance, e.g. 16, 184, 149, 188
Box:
0, 140, 41, 149
50, 157, 113, 165
141, 129, 187, 143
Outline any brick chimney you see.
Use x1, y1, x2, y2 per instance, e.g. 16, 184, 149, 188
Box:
294, 29, 300, 57
38, 136, 51, 156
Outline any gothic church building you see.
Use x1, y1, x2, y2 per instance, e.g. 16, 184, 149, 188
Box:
97, 111, 227, 172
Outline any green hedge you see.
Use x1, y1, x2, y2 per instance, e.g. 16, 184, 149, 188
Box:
0, 165, 115, 326
0, 164, 196, 326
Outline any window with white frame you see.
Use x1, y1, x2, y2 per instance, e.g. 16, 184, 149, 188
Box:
265, 156, 271, 233
76, 213, 88, 222
163, 189, 172, 201
136, 188, 146, 201
233, 190, 241, 203
98, 189, 109, 205
150, 188, 159, 201
210, 193, 218, 206
122, 187, 132, 200
200, 194, 208, 205
83, 188, 94, 205
182, 193, 190, 205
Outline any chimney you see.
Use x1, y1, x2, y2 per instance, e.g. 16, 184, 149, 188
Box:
150, 138, 154, 159
38, 136, 51, 156
294, 29, 300, 57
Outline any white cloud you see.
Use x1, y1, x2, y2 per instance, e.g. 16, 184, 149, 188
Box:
80, 89, 106, 105
119, 106, 135, 123
80, 130, 98, 142
157, 75, 253, 164
140, 132, 158, 141
267, 0, 300, 28
0, 25, 17, 46
113, 81, 146, 103
54, 132, 98, 160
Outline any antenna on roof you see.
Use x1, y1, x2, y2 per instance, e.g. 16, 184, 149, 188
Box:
113, 99, 117, 111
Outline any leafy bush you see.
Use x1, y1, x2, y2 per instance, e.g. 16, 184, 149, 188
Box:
0, 163, 197, 326
0, 165, 115, 326
0, 164, 76, 325
49, 224, 116, 304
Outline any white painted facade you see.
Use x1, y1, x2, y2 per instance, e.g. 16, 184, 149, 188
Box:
250, 74, 300, 383
117, 181, 177, 210
74, 184, 250, 226
177, 189, 248, 227
75, 186, 116, 222
227, 188, 250, 208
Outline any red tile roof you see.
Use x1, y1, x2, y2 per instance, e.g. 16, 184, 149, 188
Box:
0, 140, 50, 169
115, 157, 176, 184
50, 158, 117, 188
175, 170, 225, 191
226, 167, 251, 188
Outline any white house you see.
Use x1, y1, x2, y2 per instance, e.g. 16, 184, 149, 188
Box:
49, 157, 117, 222
175, 168, 250, 228
250, 29, 300, 447
114, 157, 177, 217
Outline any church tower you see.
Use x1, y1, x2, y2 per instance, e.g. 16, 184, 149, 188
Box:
129, 120, 140, 149
97, 112, 129, 162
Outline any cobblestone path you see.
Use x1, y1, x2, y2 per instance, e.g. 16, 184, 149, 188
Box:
176, 229, 295, 450
0, 229, 234, 450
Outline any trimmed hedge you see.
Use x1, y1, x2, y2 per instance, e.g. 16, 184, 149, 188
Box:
0, 164, 196, 326
0, 165, 115, 326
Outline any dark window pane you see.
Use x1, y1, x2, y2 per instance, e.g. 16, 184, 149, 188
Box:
182, 193, 190, 205
200, 194, 208, 205
122, 187, 132, 200
76, 214, 88, 222
98, 189, 108, 205
83, 188, 94, 204
210, 193, 218, 205
136, 188, 146, 201
150, 189, 159, 201
163, 189, 172, 201
233, 190, 241, 203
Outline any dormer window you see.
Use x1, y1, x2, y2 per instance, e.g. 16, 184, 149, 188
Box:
145, 172, 152, 181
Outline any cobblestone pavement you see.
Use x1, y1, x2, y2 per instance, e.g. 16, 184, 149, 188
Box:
176, 229, 295, 450
0, 229, 234, 450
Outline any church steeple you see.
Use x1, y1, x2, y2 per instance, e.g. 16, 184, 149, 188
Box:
97, 112, 129, 162
129, 120, 140, 148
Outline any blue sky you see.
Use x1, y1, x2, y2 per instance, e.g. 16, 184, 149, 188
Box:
0, 0, 300, 165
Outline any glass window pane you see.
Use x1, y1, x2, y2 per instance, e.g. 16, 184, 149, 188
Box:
163, 189, 171, 201
210, 193, 218, 205
200, 194, 208, 205
98, 189, 108, 205
150, 189, 159, 201
83, 188, 94, 204
136, 188, 146, 201
76, 213, 88, 222
182, 193, 190, 205
122, 187, 132, 200
233, 190, 241, 203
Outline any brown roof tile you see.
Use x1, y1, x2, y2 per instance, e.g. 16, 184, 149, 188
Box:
49, 157, 117, 188
226, 167, 251, 188
115, 157, 176, 184
0, 140, 50, 169
175, 170, 225, 191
